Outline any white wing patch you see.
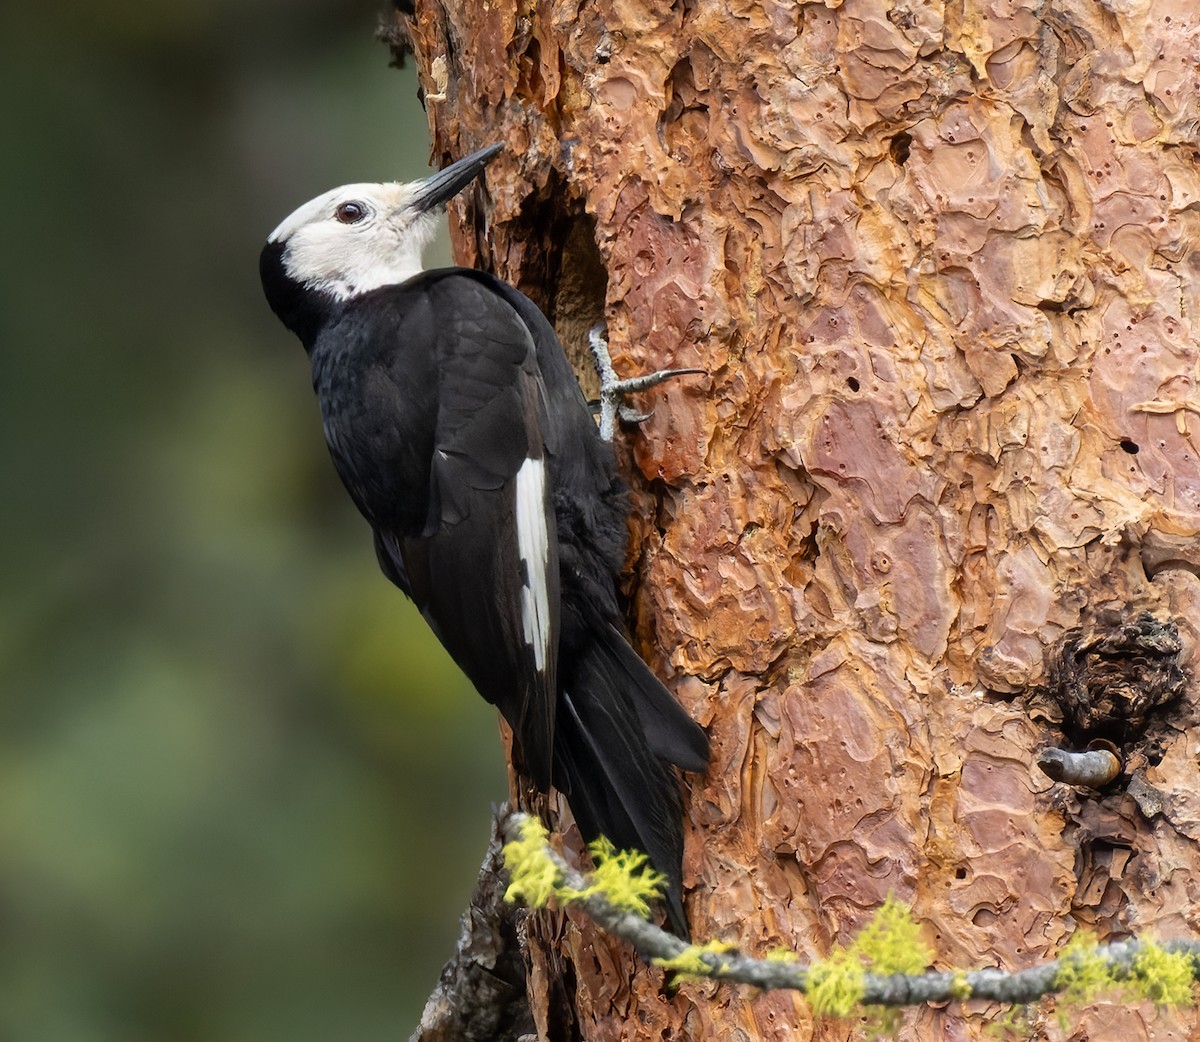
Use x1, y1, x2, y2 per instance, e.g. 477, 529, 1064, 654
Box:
514, 456, 551, 673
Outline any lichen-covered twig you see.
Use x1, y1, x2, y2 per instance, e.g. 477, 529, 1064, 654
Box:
499, 811, 1200, 1010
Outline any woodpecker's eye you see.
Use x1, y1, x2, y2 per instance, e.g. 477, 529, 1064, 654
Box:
334, 201, 368, 224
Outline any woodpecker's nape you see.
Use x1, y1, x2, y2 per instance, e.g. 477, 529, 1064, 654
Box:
259, 142, 709, 934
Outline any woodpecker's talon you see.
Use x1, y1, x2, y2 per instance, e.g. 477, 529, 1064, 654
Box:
618, 405, 654, 426
587, 327, 702, 441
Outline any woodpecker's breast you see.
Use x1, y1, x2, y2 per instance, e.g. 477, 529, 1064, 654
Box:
309, 300, 439, 534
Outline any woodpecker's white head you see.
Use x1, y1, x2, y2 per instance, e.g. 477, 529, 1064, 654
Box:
261, 143, 502, 327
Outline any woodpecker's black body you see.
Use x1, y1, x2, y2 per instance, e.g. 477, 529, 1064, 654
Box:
260, 146, 708, 933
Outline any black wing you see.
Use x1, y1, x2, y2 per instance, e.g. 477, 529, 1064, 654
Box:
382, 274, 561, 789
312, 269, 709, 934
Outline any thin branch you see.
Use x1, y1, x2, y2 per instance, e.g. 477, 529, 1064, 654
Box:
499, 811, 1200, 1007
1037, 745, 1122, 788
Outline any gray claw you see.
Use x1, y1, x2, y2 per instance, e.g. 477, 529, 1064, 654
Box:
587, 326, 703, 441
618, 405, 654, 425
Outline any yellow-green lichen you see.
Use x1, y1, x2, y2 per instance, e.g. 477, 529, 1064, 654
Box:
501, 818, 561, 909
652, 940, 736, 982
807, 950, 867, 1017
948, 970, 972, 1000
1130, 940, 1196, 1009
560, 837, 666, 917
806, 895, 930, 1019
1054, 931, 1113, 1008
851, 894, 933, 976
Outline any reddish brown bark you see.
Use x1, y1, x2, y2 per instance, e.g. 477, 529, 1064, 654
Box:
392, 1, 1200, 1039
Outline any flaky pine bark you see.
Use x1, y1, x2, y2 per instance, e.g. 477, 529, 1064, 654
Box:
390, 1, 1200, 1039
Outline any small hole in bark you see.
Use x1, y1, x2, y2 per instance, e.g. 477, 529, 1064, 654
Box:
1120, 439, 1140, 454
955, 867, 967, 880
889, 130, 912, 166
846, 376, 860, 392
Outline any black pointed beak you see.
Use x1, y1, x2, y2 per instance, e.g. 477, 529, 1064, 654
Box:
409, 142, 504, 213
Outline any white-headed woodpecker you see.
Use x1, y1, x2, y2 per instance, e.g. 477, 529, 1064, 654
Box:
259, 144, 709, 934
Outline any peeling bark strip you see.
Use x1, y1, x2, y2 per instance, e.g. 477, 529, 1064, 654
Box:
410, 816, 533, 1042
391, 1, 1200, 1039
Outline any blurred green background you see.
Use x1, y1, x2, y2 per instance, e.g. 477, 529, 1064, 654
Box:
2, 1, 507, 1038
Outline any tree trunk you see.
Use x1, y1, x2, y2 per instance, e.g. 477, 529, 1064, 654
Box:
391, 1, 1200, 1039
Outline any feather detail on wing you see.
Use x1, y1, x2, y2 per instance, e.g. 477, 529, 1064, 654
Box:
394, 276, 560, 789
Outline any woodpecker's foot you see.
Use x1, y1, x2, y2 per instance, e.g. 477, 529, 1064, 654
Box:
587, 325, 703, 441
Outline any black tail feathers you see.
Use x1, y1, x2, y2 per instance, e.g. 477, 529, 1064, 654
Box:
554, 623, 709, 936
